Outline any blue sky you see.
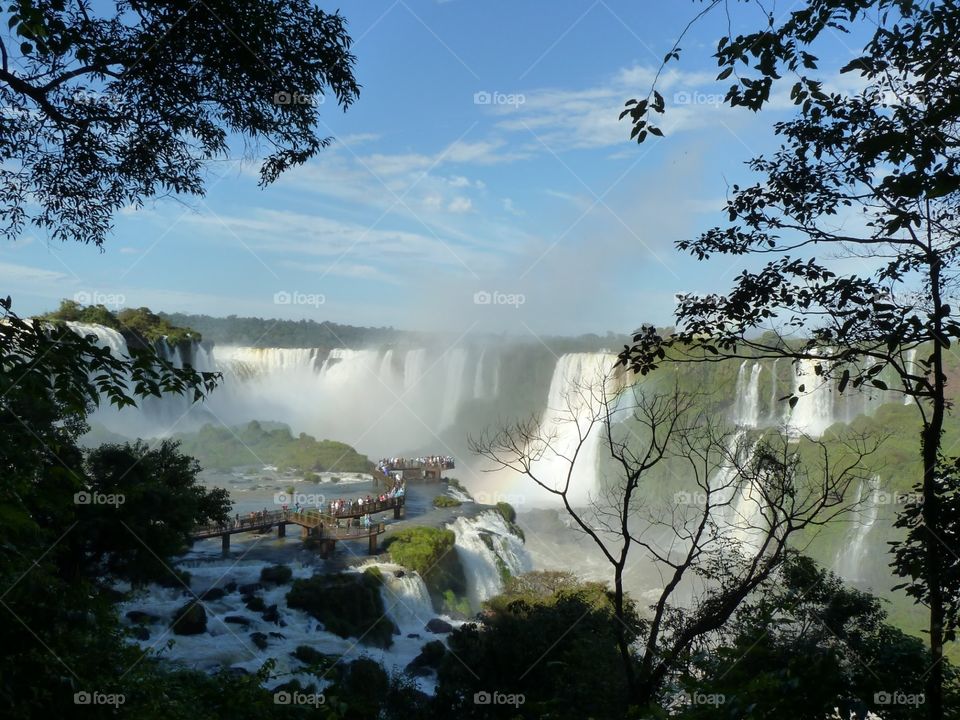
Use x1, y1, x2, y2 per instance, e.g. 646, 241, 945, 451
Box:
3, 0, 867, 337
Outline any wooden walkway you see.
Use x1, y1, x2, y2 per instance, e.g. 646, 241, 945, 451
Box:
191, 508, 389, 558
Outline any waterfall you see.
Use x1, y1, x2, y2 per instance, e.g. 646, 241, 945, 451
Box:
403, 348, 427, 393
732, 361, 762, 428
217, 346, 323, 376
789, 357, 836, 438
833, 478, 880, 581
449, 511, 531, 610
473, 349, 486, 399
492, 354, 501, 397
378, 349, 397, 385
362, 562, 435, 630
522, 353, 623, 507
67, 322, 130, 358
438, 348, 468, 428
768, 359, 782, 425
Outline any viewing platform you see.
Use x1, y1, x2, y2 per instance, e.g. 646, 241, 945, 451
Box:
192, 508, 387, 558
377, 455, 454, 482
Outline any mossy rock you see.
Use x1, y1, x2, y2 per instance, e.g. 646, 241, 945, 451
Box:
286, 573, 396, 648
260, 564, 293, 585
171, 601, 207, 635
432, 495, 462, 508
384, 526, 467, 608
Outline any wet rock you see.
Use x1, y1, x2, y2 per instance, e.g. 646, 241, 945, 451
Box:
224, 615, 252, 627
425, 618, 453, 634
261, 604, 281, 624
250, 631, 269, 650
171, 602, 207, 636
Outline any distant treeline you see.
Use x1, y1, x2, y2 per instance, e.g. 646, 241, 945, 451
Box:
160, 312, 408, 348
160, 311, 638, 351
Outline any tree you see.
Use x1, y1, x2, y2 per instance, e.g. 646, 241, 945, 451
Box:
676, 555, 956, 720
1, 0, 359, 247
0, 299, 227, 717
471, 369, 879, 710
619, 3, 960, 716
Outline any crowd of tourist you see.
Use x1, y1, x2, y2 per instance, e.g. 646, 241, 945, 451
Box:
326, 482, 404, 517
377, 454, 455, 474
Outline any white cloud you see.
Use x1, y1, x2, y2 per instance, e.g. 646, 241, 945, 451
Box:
447, 197, 473, 213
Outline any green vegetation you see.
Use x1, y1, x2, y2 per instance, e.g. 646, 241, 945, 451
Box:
385, 527, 468, 614
170, 421, 374, 472
43, 300, 202, 344
494, 502, 525, 542
432, 495, 462, 508
434, 575, 639, 719
286, 573, 396, 649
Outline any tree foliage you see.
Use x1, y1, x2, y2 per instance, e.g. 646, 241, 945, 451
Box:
1, 0, 359, 246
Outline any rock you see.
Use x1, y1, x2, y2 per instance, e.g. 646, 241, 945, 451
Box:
227, 667, 249, 677
244, 595, 266, 612
171, 602, 207, 636
238, 582, 262, 595
406, 633, 421, 639
126, 610, 160, 625
224, 581, 238, 593
393, 570, 406, 578
201, 587, 226, 601
268, 631, 286, 640
260, 565, 293, 585
261, 604, 281, 624
130, 626, 151, 641
250, 632, 269, 650
405, 664, 433, 677
224, 615, 252, 627
292, 645, 327, 665
425, 618, 454, 634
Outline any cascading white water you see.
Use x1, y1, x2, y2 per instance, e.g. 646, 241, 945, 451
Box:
67, 322, 130, 357
403, 348, 427, 392
732, 361, 763, 428
361, 562, 435, 630
789, 357, 836, 437
217, 346, 323, 377
833, 477, 880, 581
473, 349, 486, 399
448, 511, 531, 610
521, 353, 623, 508
438, 348, 468, 428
